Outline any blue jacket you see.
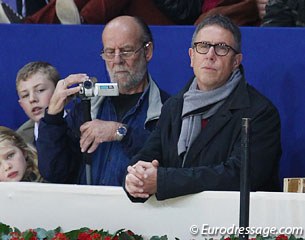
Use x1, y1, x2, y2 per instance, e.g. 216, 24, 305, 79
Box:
37, 77, 170, 185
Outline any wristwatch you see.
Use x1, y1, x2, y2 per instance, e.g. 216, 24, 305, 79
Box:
115, 124, 128, 141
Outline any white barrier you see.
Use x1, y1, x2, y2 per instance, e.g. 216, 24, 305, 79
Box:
0, 182, 304, 239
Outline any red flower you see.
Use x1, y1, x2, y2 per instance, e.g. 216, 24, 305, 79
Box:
103, 237, 112, 240
224, 238, 231, 240
9, 232, 20, 238
78, 232, 92, 240
91, 233, 102, 240
29, 229, 37, 235
276, 235, 289, 240
52, 233, 69, 240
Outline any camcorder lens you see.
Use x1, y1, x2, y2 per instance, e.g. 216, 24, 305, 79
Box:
83, 79, 93, 89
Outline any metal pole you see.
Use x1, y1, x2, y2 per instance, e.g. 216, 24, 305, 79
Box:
239, 118, 251, 240
81, 98, 92, 185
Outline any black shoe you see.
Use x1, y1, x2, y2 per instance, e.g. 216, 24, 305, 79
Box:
0, 1, 23, 23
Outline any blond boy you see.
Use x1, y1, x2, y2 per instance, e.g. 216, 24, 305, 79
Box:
16, 62, 60, 145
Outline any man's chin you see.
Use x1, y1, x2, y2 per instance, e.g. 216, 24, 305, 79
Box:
113, 77, 129, 86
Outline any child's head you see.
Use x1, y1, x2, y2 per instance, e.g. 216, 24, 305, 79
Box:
0, 126, 42, 182
16, 62, 60, 123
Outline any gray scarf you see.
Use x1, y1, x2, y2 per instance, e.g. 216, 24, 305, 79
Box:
177, 69, 242, 161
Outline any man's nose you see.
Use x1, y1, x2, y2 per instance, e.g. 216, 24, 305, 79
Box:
112, 52, 124, 64
205, 46, 217, 58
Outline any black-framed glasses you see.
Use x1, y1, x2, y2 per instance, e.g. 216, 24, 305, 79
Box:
100, 42, 150, 61
193, 41, 239, 56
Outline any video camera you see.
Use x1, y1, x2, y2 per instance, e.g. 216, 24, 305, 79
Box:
79, 77, 119, 98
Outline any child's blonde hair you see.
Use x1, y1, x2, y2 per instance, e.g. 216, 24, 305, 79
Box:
0, 126, 43, 182
16, 61, 60, 91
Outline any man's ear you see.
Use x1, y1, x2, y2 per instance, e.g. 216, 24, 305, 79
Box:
145, 42, 153, 61
189, 48, 194, 67
233, 53, 243, 69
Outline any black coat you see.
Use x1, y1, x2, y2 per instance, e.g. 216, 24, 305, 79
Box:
130, 75, 282, 200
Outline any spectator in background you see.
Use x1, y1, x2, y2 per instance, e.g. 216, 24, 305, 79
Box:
124, 14, 282, 201
0, 0, 175, 24
0, 0, 49, 23
157, 0, 268, 26
256, 0, 269, 20
261, 0, 305, 26
0, 0, 268, 26
36, 16, 170, 185
0, 126, 42, 182
16, 61, 60, 146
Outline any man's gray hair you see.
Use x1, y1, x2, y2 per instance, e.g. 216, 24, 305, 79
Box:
191, 14, 242, 53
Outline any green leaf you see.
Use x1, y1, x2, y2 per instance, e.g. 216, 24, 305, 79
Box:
114, 228, 126, 236
46, 227, 61, 239
65, 227, 91, 239
35, 227, 48, 239
0, 222, 11, 236
97, 229, 110, 236
22, 229, 36, 240
118, 232, 136, 240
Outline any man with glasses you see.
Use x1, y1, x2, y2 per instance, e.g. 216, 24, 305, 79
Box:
125, 14, 282, 201
36, 15, 170, 185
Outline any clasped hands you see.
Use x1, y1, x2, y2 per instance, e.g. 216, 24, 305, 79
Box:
125, 160, 159, 199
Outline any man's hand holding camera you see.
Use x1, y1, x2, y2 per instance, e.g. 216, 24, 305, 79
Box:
48, 74, 87, 115
125, 160, 159, 199
48, 74, 125, 154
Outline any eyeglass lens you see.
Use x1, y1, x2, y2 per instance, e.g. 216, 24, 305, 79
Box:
194, 42, 233, 56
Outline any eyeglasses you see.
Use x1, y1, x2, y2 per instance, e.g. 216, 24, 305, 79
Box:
100, 42, 150, 61
193, 41, 239, 56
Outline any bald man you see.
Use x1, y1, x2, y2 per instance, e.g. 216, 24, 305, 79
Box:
37, 16, 170, 185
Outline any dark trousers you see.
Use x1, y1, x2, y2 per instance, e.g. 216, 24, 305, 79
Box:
17, 0, 48, 16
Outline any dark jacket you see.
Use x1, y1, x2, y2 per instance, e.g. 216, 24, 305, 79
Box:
129, 72, 282, 200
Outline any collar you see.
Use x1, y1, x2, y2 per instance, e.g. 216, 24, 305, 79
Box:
90, 74, 164, 126
34, 122, 39, 141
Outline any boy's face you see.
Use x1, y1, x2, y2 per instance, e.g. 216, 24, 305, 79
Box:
17, 72, 56, 123
0, 140, 27, 182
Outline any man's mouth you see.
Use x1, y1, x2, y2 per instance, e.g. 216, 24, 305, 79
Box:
202, 66, 217, 71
